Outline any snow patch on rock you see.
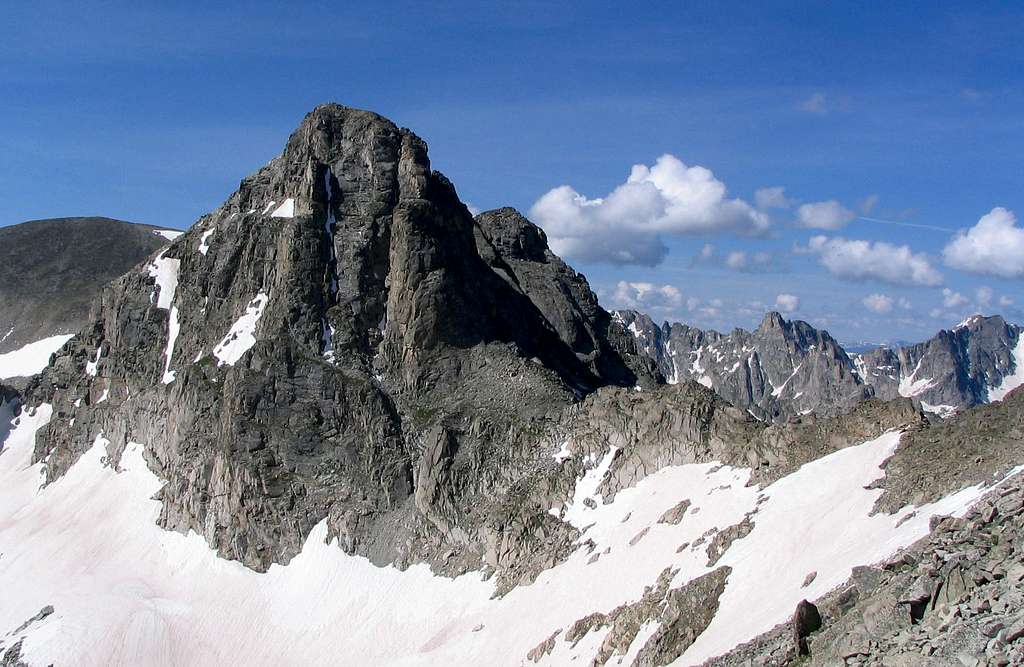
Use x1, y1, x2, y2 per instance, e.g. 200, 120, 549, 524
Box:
198, 229, 215, 255
988, 336, 1024, 402
146, 252, 180, 311
153, 229, 184, 241
270, 198, 295, 218
897, 359, 936, 398
213, 293, 269, 366
0, 335, 74, 380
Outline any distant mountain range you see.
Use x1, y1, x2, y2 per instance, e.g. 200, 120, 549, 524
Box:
615, 309, 1023, 421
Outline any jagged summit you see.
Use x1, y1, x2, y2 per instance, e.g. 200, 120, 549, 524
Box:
25, 103, 654, 573
617, 308, 865, 421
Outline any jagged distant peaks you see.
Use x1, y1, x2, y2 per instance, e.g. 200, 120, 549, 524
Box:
617, 306, 1023, 421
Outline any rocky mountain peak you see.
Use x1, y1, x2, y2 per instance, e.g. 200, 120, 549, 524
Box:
24, 103, 654, 574
760, 310, 787, 331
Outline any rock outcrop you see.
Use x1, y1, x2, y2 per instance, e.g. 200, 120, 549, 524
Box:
706, 468, 1024, 666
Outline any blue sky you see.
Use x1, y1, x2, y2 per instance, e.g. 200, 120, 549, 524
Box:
3, 1, 1023, 343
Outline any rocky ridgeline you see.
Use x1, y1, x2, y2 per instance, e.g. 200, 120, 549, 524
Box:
706, 464, 1024, 667
616, 310, 1022, 423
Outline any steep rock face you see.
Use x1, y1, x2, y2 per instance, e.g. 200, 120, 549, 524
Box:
25, 104, 654, 575
854, 315, 1023, 412
0, 217, 169, 355
616, 310, 869, 422
473, 207, 659, 388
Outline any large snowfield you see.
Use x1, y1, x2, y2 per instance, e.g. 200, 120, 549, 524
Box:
0, 400, 1012, 666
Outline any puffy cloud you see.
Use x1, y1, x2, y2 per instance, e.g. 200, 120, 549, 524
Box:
725, 251, 748, 270
943, 207, 1024, 278
755, 186, 792, 210
860, 194, 879, 214
798, 235, 943, 287
529, 154, 771, 266
976, 286, 993, 308
608, 281, 683, 313
795, 200, 856, 230
1000, 295, 1014, 307
862, 293, 894, 314
775, 293, 800, 313
799, 92, 828, 114
691, 244, 780, 273
862, 293, 911, 314
942, 288, 969, 308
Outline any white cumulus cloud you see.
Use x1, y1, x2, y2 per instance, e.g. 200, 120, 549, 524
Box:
755, 186, 792, 210
862, 293, 910, 314
775, 293, 800, 313
529, 154, 771, 266
799, 236, 943, 287
943, 207, 1024, 279
608, 281, 683, 313
942, 288, 969, 308
976, 286, 993, 308
862, 293, 894, 314
691, 244, 780, 273
795, 200, 856, 230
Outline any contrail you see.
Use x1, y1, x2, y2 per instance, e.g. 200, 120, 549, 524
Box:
857, 216, 955, 233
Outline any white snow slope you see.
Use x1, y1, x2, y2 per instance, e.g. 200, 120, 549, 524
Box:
988, 336, 1024, 402
0, 335, 74, 380
0, 408, 1013, 666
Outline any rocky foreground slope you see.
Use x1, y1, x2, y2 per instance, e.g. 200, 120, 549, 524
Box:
616, 310, 1022, 423
2, 104, 1023, 666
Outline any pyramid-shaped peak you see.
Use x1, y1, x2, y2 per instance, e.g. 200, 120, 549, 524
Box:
760, 311, 787, 330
